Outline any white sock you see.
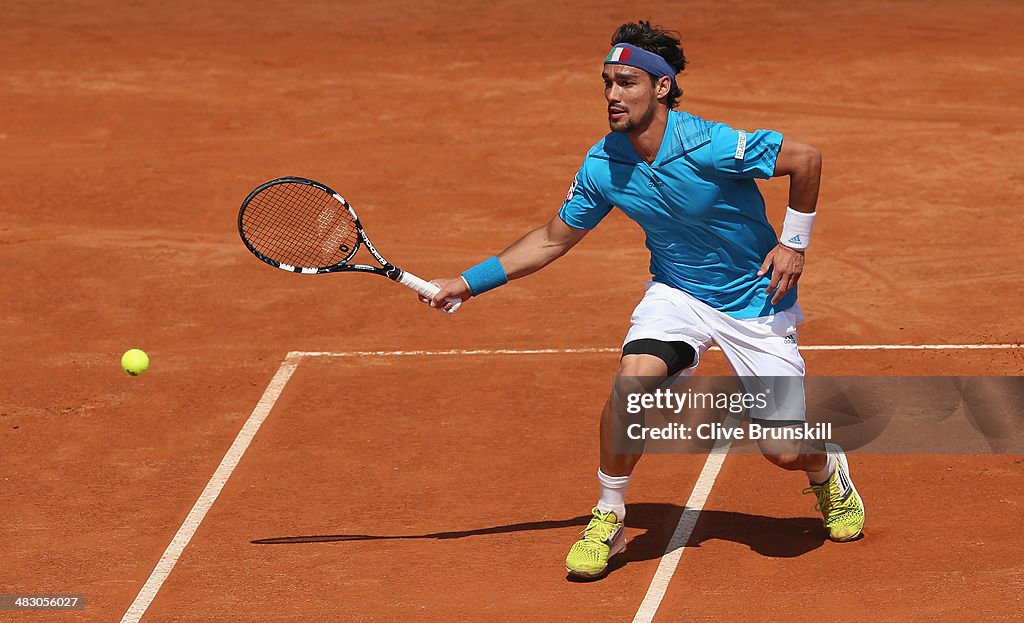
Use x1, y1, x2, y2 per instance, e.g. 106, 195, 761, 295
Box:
596, 469, 631, 521
807, 451, 836, 485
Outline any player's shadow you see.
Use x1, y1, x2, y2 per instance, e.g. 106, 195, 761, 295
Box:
605, 503, 827, 576
251, 502, 827, 568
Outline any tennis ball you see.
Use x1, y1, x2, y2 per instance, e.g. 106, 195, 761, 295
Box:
121, 349, 149, 376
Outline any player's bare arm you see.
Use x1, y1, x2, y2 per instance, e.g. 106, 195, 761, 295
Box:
758, 139, 823, 304
422, 216, 588, 310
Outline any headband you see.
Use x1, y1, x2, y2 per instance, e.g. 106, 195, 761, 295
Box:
604, 43, 677, 90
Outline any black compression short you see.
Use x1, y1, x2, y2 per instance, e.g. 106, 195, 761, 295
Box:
621, 339, 697, 376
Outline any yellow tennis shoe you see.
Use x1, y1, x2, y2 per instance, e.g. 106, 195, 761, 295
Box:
565, 507, 625, 579
803, 443, 865, 542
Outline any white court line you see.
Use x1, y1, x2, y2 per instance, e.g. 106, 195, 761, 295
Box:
295, 343, 1021, 358
119, 354, 302, 623
631, 415, 737, 623
292, 347, 620, 357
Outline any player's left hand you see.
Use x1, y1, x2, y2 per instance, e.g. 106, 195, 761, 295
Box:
758, 244, 805, 304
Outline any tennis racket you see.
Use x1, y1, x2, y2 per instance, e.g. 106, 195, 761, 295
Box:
238, 176, 461, 313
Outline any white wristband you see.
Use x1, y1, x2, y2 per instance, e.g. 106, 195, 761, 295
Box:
780, 206, 815, 250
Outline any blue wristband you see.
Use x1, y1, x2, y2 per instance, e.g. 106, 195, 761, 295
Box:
461, 256, 508, 295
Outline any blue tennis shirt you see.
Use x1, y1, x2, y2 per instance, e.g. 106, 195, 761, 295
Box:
558, 110, 796, 318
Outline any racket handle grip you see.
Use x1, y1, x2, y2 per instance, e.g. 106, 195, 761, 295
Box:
398, 271, 462, 314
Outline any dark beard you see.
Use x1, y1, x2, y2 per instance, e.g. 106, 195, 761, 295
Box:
609, 117, 635, 133
609, 105, 653, 133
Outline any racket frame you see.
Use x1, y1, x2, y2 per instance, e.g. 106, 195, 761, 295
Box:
238, 176, 460, 311
239, 176, 396, 277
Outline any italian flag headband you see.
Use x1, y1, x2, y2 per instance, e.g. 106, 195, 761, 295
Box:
604, 43, 677, 89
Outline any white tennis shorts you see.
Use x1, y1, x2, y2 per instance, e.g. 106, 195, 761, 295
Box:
623, 281, 806, 378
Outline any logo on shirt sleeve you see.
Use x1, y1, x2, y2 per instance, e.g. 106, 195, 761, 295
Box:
565, 176, 580, 201
734, 130, 747, 160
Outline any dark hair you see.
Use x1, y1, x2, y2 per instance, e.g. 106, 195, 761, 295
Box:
611, 21, 687, 108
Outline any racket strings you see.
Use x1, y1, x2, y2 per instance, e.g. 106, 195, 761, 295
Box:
241, 182, 360, 269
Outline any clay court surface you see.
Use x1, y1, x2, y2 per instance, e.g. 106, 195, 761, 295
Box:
3, 1, 1024, 621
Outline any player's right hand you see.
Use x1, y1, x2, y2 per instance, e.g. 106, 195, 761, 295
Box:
420, 278, 472, 312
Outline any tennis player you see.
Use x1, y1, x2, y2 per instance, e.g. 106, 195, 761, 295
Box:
422, 20, 865, 579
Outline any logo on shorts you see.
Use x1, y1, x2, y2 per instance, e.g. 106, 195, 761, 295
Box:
784, 334, 797, 345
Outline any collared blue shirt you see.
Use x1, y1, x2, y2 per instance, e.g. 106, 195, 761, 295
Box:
558, 110, 795, 318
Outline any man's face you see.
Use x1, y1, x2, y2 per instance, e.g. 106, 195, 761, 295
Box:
603, 65, 658, 133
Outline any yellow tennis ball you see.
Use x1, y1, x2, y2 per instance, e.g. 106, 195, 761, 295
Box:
121, 349, 150, 376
